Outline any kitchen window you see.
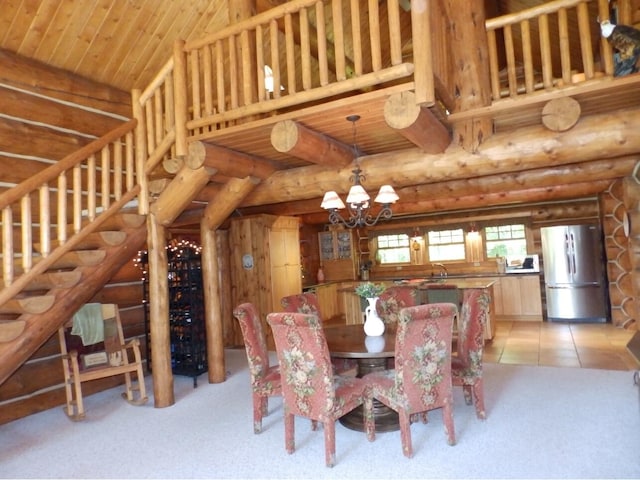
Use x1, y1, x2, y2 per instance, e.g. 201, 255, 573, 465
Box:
485, 224, 527, 257
428, 229, 465, 261
376, 233, 411, 264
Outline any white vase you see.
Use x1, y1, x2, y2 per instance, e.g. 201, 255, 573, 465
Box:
365, 335, 385, 353
363, 297, 385, 336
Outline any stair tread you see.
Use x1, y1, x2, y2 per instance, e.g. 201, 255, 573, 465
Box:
0, 320, 26, 342
32, 250, 106, 269
0, 271, 82, 291
0, 295, 55, 314
36, 231, 127, 251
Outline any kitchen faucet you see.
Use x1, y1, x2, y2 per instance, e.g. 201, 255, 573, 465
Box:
431, 263, 448, 278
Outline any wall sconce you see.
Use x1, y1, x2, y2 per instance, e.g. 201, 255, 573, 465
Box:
467, 223, 482, 263
410, 227, 425, 265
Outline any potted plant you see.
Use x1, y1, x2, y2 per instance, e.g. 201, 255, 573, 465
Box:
355, 282, 385, 299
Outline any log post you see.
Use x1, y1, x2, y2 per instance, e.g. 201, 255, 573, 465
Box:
270, 119, 354, 167
173, 40, 188, 159
147, 213, 174, 408
384, 91, 450, 153
443, 0, 493, 151
410, 0, 434, 106
201, 224, 225, 383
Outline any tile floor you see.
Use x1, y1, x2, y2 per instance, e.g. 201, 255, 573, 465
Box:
485, 320, 639, 371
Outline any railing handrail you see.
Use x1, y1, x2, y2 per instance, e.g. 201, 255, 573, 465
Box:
184, 0, 323, 52
485, 0, 589, 30
0, 119, 137, 210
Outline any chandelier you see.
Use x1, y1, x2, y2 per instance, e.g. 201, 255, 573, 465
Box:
320, 115, 399, 228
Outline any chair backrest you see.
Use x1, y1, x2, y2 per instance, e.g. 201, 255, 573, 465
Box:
266, 311, 334, 421
394, 303, 457, 412
233, 303, 272, 388
376, 286, 419, 323
280, 293, 322, 318
456, 289, 490, 375
60, 303, 125, 366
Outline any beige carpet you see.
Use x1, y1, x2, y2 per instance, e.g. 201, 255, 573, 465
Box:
1, 349, 639, 479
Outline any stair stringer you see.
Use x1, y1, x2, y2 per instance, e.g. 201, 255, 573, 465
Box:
0, 218, 147, 387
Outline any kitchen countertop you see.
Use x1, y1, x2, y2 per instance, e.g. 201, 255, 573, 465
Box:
304, 272, 540, 290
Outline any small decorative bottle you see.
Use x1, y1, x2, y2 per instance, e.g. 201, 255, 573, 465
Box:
317, 266, 325, 283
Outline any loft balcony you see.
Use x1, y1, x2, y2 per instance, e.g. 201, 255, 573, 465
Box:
134, 0, 640, 180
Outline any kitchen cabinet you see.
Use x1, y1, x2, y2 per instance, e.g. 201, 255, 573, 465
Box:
314, 282, 343, 325
313, 281, 363, 326
318, 229, 357, 281
229, 215, 301, 347
494, 275, 542, 320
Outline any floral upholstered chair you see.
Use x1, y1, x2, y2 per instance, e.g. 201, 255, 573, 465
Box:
266, 311, 374, 467
364, 303, 457, 458
232, 303, 282, 434
375, 286, 420, 324
452, 288, 490, 420
280, 292, 321, 316
281, 293, 357, 376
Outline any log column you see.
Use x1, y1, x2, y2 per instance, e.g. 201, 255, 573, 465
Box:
147, 214, 174, 407
147, 165, 213, 403
202, 225, 225, 384
442, 0, 492, 152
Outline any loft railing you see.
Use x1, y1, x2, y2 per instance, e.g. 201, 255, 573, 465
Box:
485, 0, 614, 101
0, 120, 140, 307
169, 0, 428, 151
131, 0, 633, 180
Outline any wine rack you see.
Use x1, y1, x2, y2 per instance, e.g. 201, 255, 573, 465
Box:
139, 240, 208, 387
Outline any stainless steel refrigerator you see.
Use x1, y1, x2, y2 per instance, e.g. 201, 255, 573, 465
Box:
540, 225, 608, 323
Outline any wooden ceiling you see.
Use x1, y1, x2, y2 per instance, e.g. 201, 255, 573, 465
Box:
0, 0, 552, 94
3, 0, 639, 228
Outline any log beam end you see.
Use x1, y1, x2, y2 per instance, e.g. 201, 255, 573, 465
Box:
542, 97, 581, 132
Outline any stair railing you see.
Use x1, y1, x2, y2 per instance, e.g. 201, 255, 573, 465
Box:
132, 58, 177, 209
0, 119, 140, 307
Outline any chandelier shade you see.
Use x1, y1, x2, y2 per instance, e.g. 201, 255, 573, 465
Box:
320, 191, 346, 210
374, 185, 399, 204
346, 184, 370, 205
321, 115, 398, 228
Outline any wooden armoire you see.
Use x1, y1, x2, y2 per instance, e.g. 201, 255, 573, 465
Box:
229, 215, 301, 347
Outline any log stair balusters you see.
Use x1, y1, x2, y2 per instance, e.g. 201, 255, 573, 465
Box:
0, 212, 145, 343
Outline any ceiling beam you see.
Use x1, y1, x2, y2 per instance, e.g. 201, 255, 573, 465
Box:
270, 119, 354, 167
237, 107, 640, 207
234, 157, 634, 219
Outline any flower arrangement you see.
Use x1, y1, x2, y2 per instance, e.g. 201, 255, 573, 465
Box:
355, 282, 385, 298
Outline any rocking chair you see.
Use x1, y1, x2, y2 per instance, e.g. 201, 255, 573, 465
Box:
58, 303, 148, 420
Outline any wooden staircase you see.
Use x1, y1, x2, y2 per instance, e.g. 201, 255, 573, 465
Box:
0, 119, 147, 387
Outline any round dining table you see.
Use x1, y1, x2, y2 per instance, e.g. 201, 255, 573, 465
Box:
323, 324, 400, 432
